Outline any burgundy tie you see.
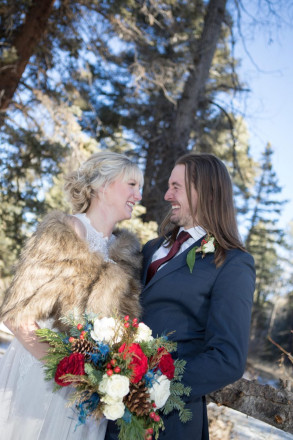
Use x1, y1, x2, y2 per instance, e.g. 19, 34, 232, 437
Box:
146, 231, 191, 283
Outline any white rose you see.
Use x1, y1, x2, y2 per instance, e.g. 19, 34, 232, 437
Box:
134, 322, 153, 343
91, 317, 122, 343
98, 374, 109, 394
98, 374, 130, 400
101, 395, 122, 405
149, 374, 171, 409
103, 401, 125, 421
202, 237, 215, 253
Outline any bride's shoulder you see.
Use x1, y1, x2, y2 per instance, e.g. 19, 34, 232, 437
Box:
35, 211, 86, 242
66, 214, 87, 241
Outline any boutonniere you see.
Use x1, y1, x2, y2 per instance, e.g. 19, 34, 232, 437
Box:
186, 234, 216, 273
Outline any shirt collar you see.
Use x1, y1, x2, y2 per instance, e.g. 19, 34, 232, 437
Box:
178, 225, 206, 242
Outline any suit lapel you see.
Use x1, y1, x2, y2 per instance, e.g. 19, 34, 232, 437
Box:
143, 236, 203, 291
141, 237, 164, 285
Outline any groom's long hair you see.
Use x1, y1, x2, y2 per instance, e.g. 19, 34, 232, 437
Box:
160, 152, 245, 267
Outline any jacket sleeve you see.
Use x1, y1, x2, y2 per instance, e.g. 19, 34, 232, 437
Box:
183, 251, 255, 399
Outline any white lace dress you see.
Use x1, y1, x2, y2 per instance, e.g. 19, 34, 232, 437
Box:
0, 214, 114, 440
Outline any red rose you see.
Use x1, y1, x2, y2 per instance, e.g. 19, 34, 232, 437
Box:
119, 343, 148, 383
157, 347, 175, 380
55, 353, 85, 386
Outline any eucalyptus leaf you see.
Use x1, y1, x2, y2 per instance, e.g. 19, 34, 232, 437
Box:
186, 247, 197, 273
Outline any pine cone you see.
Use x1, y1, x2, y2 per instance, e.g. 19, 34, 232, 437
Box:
70, 339, 96, 361
123, 381, 152, 416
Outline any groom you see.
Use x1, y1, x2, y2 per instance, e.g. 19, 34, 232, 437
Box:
106, 153, 255, 439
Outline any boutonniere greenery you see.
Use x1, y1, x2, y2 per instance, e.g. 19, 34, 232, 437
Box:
186, 234, 216, 273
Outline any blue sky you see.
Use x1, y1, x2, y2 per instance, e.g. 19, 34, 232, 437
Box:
234, 12, 293, 231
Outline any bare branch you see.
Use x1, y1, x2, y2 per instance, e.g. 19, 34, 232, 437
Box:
268, 335, 293, 365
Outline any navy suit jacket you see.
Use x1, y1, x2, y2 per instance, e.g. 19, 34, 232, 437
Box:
141, 236, 255, 439
106, 237, 255, 440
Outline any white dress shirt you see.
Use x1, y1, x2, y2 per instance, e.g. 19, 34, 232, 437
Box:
150, 226, 206, 270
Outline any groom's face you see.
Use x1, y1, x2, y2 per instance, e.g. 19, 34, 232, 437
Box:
164, 164, 198, 229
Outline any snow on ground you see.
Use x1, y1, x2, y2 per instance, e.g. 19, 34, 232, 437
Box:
208, 403, 293, 440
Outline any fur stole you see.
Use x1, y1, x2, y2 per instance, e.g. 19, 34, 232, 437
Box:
0, 211, 142, 331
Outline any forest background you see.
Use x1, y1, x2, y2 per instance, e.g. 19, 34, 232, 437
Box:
0, 0, 292, 436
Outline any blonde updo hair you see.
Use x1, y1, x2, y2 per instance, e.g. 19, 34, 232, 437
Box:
64, 151, 143, 213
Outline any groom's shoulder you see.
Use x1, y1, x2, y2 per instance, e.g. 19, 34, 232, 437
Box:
225, 247, 254, 265
142, 236, 163, 255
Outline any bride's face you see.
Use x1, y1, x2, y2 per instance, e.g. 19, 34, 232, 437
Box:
102, 175, 142, 222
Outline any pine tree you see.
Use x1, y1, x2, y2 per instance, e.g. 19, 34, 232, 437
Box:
0, 0, 249, 259
1, 0, 252, 222
245, 143, 287, 305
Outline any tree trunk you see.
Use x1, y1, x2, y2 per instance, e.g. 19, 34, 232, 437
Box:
0, 0, 56, 112
208, 378, 293, 434
142, 0, 228, 222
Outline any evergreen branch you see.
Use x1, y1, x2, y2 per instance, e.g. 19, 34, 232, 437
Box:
173, 359, 187, 381
170, 381, 191, 397
152, 336, 177, 353
36, 328, 68, 348
116, 415, 146, 440
163, 394, 192, 422
138, 340, 158, 358
84, 363, 104, 385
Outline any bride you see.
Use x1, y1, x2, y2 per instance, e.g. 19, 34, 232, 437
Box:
0, 151, 143, 439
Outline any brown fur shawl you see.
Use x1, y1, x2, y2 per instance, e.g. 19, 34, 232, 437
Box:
0, 211, 142, 331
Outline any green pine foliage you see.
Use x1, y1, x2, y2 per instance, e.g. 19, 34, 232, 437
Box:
163, 393, 192, 423
173, 359, 187, 381
245, 144, 287, 304
59, 311, 85, 329
84, 363, 103, 386
36, 328, 70, 382
116, 413, 163, 440
138, 337, 177, 358
36, 328, 68, 351
1, 0, 257, 263
170, 381, 191, 398
162, 358, 192, 422
137, 340, 157, 358
153, 336, 177, 354
116, 416, 147, 440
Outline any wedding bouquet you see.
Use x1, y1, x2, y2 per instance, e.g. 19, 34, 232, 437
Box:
36, 313, 192, 440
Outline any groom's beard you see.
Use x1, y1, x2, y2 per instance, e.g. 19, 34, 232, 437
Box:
169, 211, 195, 230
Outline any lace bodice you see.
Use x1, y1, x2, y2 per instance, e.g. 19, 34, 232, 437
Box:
73, 213, 115, 261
